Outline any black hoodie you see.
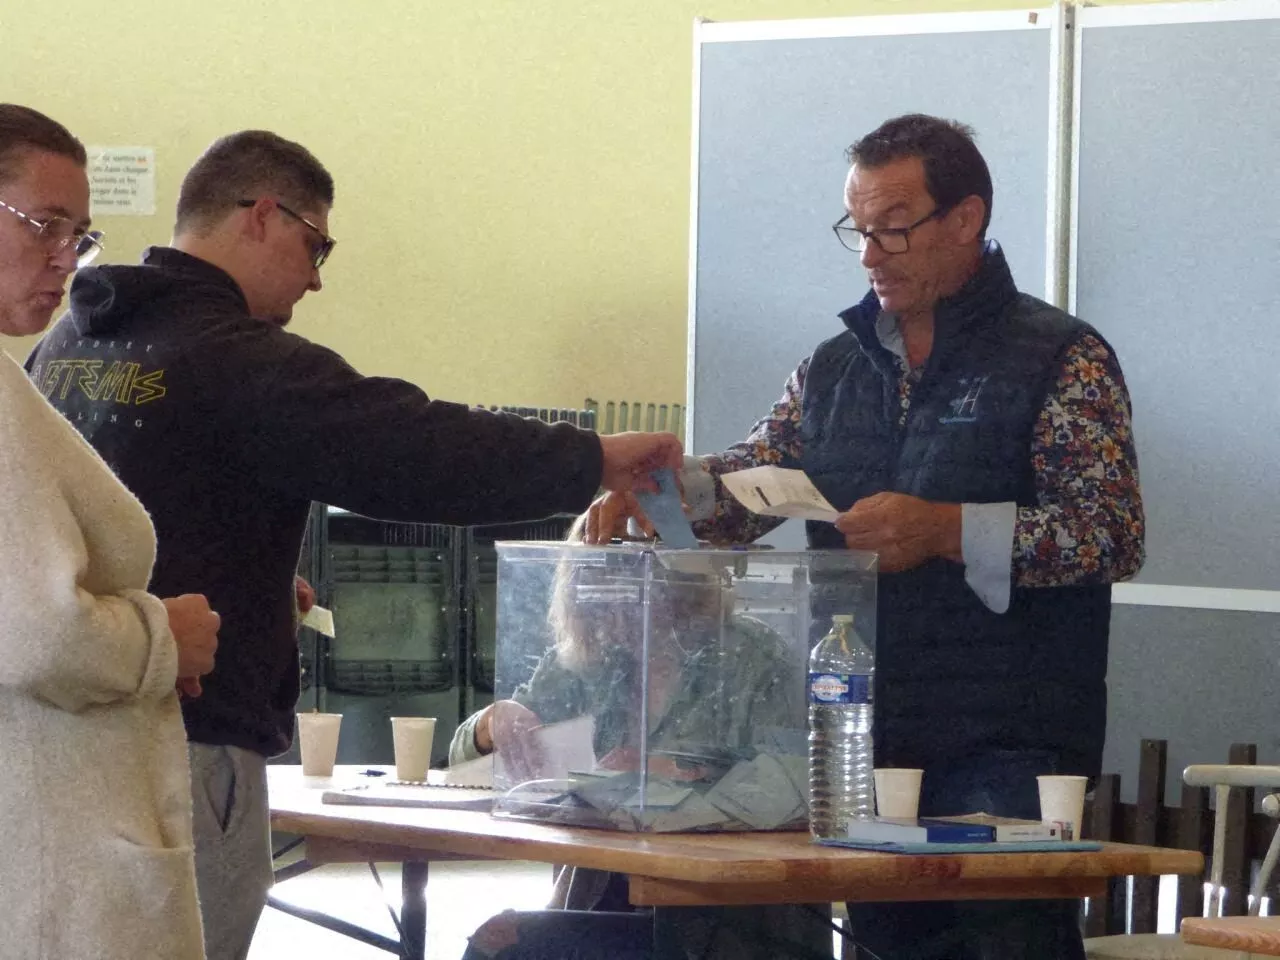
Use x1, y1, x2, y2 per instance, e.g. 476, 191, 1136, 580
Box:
28, 246, 604, 756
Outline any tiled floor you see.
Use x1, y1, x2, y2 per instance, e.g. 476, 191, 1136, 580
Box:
249, 859, 555, 960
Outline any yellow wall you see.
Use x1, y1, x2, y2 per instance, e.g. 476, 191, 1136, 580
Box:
4, 0, 1081, 411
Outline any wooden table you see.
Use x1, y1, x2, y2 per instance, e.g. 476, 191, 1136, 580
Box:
269, 765, 1203, 959
1181, 916, 1280, 955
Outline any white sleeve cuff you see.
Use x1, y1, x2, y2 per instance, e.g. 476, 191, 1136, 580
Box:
680, 455, 716, 522
961, 502, 1016, 614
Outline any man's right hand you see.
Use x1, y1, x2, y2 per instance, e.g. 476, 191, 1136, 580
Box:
294, 575, 317, 615
597, 432, 683, 495
163, 594, 220, 698
475, 700, 547, 781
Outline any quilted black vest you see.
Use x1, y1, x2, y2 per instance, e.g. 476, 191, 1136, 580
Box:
801, 244, 1111, 776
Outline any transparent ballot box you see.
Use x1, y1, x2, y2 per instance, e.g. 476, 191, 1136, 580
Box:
489, 542, 877, 832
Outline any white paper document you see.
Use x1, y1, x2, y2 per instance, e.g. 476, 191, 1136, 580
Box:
443, 753, 494, 788
301, 604, 336, 637
530, 714, 597, 782
87, 146, 156, 216
322, 781, 494, 810
720, 466, 840, 522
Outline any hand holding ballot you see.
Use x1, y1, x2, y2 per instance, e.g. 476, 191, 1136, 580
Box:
583, 489, 646, 543
597, 432, 684, 494
582, 470, 695, 546
584, 462, 961, 573
835, 491, 962, 574
586, 464, 841, 544
584, 463, 843, 544
475, 700, 547, 781
714, 468, 959, 576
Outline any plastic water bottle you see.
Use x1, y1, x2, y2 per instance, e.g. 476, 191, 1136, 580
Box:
808, 613, 875, 840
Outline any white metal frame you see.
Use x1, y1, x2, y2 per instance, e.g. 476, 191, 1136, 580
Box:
1044, 2, 1075, 309
696, 8, 1052, 43
685, 17, 706, 451
1069, 0, 1280, 614
1068, 0, 1280, 314
1112, 583, 1280, 615
1066, 0, 1085, 317
1077, 0, 1280, 29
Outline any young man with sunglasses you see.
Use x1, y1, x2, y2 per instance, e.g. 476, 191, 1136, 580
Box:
28, 128, 681, 960
587, 113, 1145, 959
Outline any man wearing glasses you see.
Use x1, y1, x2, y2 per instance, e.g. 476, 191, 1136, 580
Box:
28, 129, 682, 960
588, 114, 1144, 959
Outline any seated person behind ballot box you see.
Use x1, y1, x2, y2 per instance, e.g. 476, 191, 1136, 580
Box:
451, 522, 829, 960
453, 553, 803, 819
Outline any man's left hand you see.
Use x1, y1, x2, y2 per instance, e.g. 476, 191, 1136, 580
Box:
835, 492, 962, 573
295, 575, 316, 615
176, 677, 203, 698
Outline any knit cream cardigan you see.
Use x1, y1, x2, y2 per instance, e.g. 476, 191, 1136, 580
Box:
0, 353, 204, 959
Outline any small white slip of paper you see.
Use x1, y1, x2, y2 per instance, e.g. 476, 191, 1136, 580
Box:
300, 604, 336, 638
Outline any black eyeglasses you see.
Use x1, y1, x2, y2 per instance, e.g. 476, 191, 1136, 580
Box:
237, 198, 335, 269
0, 198, 105, 267
832, 205, 952, 255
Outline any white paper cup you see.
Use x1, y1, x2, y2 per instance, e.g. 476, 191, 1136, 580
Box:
391, 717, 437, 782
875, 768, 924, 820
1038, 775, 1088, 840
297, 712, 343, 777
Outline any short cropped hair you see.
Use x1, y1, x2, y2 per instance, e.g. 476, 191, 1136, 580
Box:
175, 130, 334, 234
0, 104, 87, 187
847, 114, 993, 236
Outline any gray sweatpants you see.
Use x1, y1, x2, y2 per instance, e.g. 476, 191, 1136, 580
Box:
189, 743, 274, 960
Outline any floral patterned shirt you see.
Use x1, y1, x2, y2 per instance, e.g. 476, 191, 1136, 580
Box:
690, 331, 1145, 590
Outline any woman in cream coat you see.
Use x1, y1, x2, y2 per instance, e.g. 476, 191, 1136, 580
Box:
0, 104, 219, 960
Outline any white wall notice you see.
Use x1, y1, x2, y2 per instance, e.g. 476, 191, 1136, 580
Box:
87, 147, 156, 216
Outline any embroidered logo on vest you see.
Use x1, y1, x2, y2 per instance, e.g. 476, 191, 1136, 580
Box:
939, 375, 989, 424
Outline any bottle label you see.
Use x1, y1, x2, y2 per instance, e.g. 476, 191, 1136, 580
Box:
808, 672, 871, 705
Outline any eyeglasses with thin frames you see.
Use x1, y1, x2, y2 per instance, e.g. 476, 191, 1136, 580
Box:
238, 198, 336, 269
0, 198, 105, 267
832, 204, 953, 256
